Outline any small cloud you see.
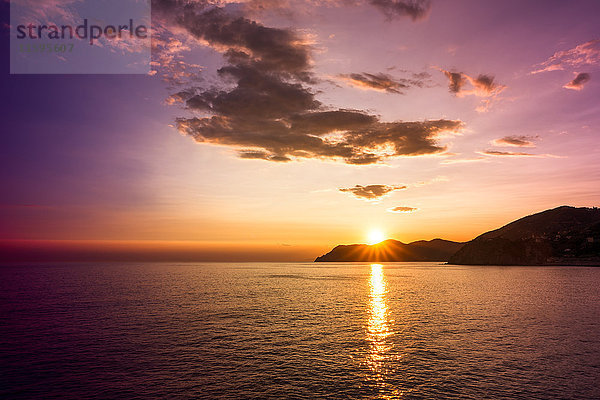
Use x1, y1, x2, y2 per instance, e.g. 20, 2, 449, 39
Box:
368, 0, 431, 21
339, 184, 407, 200
439, 69, 506, 112
492, 135, 537, 148
442, 70, 467, 93
564, 72, 591, 90
388, 206, 418, 213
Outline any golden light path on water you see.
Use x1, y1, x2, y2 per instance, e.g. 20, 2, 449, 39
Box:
366, 264, 406, 398
367, 264, 393, 378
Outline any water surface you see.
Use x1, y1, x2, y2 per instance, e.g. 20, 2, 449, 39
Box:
1, 263, 599, 399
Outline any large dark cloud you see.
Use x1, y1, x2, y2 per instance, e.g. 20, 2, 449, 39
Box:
339, 72, 429, 94
369, 0, 431, 20
155, 1, 462, 164
177, 113, 462, 164
339, 184, 407, 200
564, 72, 591, 90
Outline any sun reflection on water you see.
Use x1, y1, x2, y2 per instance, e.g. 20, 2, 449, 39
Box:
367, 263, 393, 379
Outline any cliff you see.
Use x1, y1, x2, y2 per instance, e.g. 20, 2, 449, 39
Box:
314, 239, 464, 262
448, 206, 600, 265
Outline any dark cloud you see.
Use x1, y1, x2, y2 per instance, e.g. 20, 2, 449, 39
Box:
492, 135, 536, 148
155, 1, 463, 164
442, 70, 467, 93
339, 72, 429, 94
152, 1, 312, 79
181, 8, 312, 81
369, 0, 431, 20
177, 114, 462, 164
388, 206, 418, 213
339, 184, 407, 200
564, 72, 591, 90
239, 150, 292, 162
222, 0, 433, 21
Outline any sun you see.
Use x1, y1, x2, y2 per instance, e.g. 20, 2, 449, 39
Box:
367, 229, 385, 245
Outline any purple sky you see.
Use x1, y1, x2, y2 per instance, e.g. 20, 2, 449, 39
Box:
1, 0, 600, 260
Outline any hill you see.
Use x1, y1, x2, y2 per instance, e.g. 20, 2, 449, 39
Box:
449, 206, 600, 265
314, 239, 464, 262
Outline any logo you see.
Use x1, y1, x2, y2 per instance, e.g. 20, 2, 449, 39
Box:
10, 0, 151, 74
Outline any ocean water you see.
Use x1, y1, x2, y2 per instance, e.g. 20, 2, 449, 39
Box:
1, 262, 599, 399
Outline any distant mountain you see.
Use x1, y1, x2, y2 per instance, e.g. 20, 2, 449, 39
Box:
449, 206, 600, 265
314, 239, 464, 262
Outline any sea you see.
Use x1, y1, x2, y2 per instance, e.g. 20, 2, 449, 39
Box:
1, 262, 599, 399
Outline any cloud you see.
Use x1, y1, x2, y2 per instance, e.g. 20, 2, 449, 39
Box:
238, 150, 292, 162
492, 135, 536, 148
564, 72, 591, 90
154, 2, 464, 164
531, 39, 600, 74
387, 206, 418, 213
443, 70, 467, 94
151, 35, 203, 86
480, 150, 560, 158
338, 72, 429, 94
368, 0, 431, 20
439, 69, 506, 112
218, 0, 432, 21
339, 184, 407, 200
177, 114, 462, 164
442, 70, 505, 97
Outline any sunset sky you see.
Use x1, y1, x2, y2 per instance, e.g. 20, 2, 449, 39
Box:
1, 0, 600, 261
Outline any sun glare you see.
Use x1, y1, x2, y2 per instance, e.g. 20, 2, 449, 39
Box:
367, 230, 385, 245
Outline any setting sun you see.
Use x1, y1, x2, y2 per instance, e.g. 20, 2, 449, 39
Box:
367, 230, 386, 245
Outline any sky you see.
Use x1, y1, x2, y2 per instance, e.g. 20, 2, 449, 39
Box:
1, 0, 600, 261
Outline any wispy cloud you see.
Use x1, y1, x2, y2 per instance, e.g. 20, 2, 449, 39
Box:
479, 150, 561, 158
338, 72, 430, 94
531, 39, 600, 74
